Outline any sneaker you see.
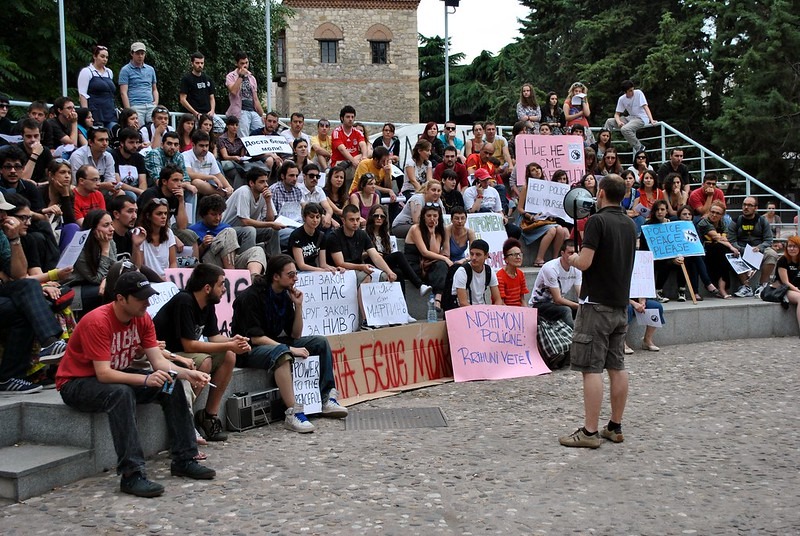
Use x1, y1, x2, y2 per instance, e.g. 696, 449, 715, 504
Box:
655, 290, 670, 303
734, 285, 754, 298
120, 472, 165, 498
419, 284, 432, 297
559, 427, 601, 449
321, 389, 348, 418
285, 405, 315, 433
194, 410, 228, 442
677, 287, 686, 302
782, 295, 791, 310
0, 377, 43, 395
170, 460, 216, 480
754, 283, 767, 299
38, 339, 67, 360
600, 426, 624, 443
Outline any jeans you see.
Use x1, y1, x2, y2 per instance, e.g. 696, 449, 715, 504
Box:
131, 104, 156, 127
534, 302, 576, 328
59, 372, 197, 477
240, 111, 264, 138
236, 336, 336, 399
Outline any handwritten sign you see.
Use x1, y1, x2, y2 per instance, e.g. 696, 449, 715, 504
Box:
641, 220, 705, 260
293, 355, 321, 414
630, 251, 656, 298
523, 178, 573, 223
145, 282, 180, 318
465, 213, 508, 270
56, 230, 90, 269
241, 135, 292, 156
361, 282, 408, 326
445, 305, 550, 382
514, 134, 585, 186
164, 268, 252, 337
295, 270, 358, 336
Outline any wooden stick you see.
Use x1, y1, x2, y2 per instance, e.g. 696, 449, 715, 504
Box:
681, 261, 697, 304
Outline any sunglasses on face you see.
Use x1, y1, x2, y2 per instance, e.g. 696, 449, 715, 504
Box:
372, 214, 386, 220
319, 123, 330, 127
445, 126, 456, 131
306, 173, 320, 179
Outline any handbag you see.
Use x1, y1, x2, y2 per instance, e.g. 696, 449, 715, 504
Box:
760, 283, 789, 303
536, 318, 573, 369
521, 218, 557, 233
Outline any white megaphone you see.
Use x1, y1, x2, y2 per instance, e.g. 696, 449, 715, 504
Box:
563, 187, 596, 220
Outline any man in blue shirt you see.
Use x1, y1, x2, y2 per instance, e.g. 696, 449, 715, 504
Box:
119, 42, 159, 125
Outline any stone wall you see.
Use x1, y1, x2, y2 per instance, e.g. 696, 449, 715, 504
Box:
278, 1, 420, 124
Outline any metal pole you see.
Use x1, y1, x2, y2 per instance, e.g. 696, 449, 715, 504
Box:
265, 0, 273, 112
444, 2, 449, 121
58, 0, 67, 97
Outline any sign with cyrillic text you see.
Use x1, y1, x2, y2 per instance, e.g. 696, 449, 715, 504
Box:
241, 135, 292, 156
361, 282, 408, 327
514, 134, 585, 186
295, 270, 358, 336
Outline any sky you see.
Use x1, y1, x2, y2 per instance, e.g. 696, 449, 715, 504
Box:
416, 0, 531, 64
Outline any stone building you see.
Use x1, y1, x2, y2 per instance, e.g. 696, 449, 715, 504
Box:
276, 0, 420, 124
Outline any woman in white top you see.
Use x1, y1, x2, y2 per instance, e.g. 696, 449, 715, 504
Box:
77, 45, 117, 129
137, 198, 177, 279
402, 139, 433, 200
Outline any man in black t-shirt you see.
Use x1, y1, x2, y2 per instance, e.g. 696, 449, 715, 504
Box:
112, 128, 148, 194
656, 148, 690, 190
153, 264, 249, 442
559, 173, 636, 449
179, 52, 223, 132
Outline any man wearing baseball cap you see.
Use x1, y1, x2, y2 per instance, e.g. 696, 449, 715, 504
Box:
57, 270, 216, 498
450, 239, 502, 307
463, 168, 522, 239
119, 41, 159, 126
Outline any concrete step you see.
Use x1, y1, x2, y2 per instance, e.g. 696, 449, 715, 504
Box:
0, 443, 92, 501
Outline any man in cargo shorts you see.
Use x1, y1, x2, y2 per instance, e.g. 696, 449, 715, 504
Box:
559, 174, 636, 448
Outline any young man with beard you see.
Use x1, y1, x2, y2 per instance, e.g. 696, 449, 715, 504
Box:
111, 127, 148, 197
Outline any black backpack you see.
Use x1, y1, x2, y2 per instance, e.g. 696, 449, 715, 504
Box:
441, 263, 492, 311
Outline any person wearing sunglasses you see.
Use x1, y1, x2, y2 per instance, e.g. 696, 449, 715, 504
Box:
696, 200, 738, 299
119, 41, 159, 127
437, 121, 465, 162
299, 163, 337, 231
0, 93, 11, 136
232, 254, 348, 433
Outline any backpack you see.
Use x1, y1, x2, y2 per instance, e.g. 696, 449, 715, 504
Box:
441, 263, 492, 311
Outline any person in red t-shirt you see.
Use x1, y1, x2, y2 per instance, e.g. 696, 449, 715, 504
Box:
687, 173, 725, 217
330, 105, 367, 170
73, 164, 106, 226
56, 271, 215, 498
434, 145, 469, 190
497, 238, 530, 306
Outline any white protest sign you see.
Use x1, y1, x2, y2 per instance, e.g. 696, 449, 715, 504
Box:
295, 270, 359, 336
465, 212, 508, 270
57, 230, 91, 269
630, 251, 657, 298
241, 135, 292, 156
514, 134, 585, 186
145, 282, 180, 318
726, 253, 752, 274
361, 282, 408, 327
635, 308, 663, 327
293, 355, 321, 414
523, 178, 573, 223
743, 247, 764, 269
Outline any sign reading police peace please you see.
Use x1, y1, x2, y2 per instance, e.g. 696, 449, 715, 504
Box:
241, 135, 293, 156
641, 221, 705, 260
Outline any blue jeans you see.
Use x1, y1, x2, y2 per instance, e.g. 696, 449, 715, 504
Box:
236, 336, 336, 399
59, 372, 197, 477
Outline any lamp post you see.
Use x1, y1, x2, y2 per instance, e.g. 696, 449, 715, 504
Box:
441, 0, 459, 121
265, 0, 273, 112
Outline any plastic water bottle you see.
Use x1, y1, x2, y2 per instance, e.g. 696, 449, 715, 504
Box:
427, 293, 438, 323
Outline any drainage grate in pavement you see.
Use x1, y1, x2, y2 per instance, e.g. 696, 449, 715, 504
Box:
345, 407, 448, 431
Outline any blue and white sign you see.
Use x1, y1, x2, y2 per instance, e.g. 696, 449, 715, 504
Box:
641, 221, 705, 260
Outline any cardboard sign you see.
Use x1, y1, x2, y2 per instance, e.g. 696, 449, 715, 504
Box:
630, 251, 656, 298
241, 135, 292, 156
293, 355, 321, 414
329, 322, 452, 401
465, 212, 508, 270
726, 253, 752, 274
641, 221, 705, 260
145, 282, 180, 318
295, 270, 359, 336
445, 305, 550, 382
361, 282, 408, 326
57, 230, 90, 269
514, 134, 585, 186
164, 268, 252, 337
523, 178, 573, 223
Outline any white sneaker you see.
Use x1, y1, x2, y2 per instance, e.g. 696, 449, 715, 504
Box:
754, 283, 767, 298
284, 404, 315, 433
321, 389, 349, 418
419, 284, 432, 296
734, 285, 754, 298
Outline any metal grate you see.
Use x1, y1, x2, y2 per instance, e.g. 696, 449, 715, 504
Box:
345, 407, 448, 431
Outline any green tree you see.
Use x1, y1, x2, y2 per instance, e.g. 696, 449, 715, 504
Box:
418, 34, 465, 122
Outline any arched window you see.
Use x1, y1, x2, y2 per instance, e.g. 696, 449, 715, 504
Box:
365, 24, 393, 65
314, 23, 344, 64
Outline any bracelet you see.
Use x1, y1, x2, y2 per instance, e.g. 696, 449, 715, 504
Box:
30, 156, 38, 162
48, 268, 59, 281
143, 373, 150, 386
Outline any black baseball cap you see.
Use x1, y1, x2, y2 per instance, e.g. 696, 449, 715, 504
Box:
470, 239, 490, 254
115, 271, 159, 300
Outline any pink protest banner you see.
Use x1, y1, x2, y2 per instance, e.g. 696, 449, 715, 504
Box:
164, 268, 252, 337
445, 305, 550, 382
514, 134, 585, 186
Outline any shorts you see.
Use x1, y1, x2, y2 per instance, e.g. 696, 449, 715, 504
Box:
178, 352, 228, 373
569, 303, 628, 373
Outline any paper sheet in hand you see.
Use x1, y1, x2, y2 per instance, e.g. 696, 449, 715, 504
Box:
56, 230, 91, 268
635, 308, 662, 327
742, 247, 764, 269
275, 215, 301, 228
726, 253, 752, 274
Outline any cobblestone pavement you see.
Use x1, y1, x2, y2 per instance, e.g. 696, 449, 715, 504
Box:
2, 338, 799, 535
